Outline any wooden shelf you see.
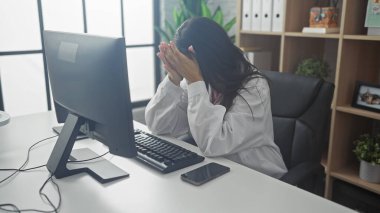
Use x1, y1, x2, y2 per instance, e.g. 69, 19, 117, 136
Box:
236, 0, 380, 202
343, 35, 380, 41
331, 166, 380, 195
336, 105, 380, 121
240, 30, 282, 36
285, 32, 340, 39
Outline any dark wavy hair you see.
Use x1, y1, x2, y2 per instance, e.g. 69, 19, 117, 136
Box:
174, 17, 264, 111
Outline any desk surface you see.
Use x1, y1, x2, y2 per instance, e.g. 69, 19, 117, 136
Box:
0, 112, 354, 213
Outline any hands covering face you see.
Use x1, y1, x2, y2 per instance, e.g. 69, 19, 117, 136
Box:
157, 41, 203, 85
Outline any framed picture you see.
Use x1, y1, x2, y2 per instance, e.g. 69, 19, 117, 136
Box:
352, 81, 380, 113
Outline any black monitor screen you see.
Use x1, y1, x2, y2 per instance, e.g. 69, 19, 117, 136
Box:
44, 31, 137, 182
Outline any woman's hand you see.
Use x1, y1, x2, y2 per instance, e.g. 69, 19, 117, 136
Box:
157, 42, 183, 86
164, 41, 203, 84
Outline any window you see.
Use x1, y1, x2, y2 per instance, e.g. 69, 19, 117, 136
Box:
0, 0, 159, 117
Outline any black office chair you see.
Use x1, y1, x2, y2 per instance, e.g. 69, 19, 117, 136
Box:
262, 70, 334, 195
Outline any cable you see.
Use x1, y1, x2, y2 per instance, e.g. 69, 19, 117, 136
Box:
0, 151, 110, 172
0, 165, 46, 172
0, 204, 20, 213
0, 135, 58, 185
38, 175, 61, 213
67, 151, 110, 163
0, 174, 60, 213
0, 135, 109, 212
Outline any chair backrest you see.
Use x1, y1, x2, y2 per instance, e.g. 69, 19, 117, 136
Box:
262, 71, 334, 169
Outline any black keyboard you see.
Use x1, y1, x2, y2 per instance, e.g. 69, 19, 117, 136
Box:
134, 130, 204, 173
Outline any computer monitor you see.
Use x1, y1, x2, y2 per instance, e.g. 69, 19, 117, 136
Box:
44, 31, 137, 183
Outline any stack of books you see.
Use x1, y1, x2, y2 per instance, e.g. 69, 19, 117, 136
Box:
302, 27, 340, 34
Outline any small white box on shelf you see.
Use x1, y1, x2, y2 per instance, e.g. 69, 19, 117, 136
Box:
302, 27, 340, 34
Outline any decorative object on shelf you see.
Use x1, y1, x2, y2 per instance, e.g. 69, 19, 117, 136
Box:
156, 0, 236, 42
353, 134, 380, 183
365, 0, 380, 35
352, 81, 380, 113
0, 111, 10, 126
309, 6, 338, 28
295, 58, 330, 80
302, 0, 340, 34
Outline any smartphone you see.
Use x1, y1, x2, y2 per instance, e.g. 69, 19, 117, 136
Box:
181, 162, 230, 186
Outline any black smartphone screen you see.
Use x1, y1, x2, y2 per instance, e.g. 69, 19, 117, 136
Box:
181, 162, 230, 186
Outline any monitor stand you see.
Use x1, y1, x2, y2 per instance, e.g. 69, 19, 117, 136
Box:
52, 125, 88, 140
47, 113, 129, 184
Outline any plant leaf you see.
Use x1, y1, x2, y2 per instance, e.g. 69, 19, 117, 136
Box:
212, 6, 224, 26
154, 26, 170, 43
173, 7, 178, 25
200, 0, 211, 18
178, 10, 186, 27
224, 17, 236, 33
173, 7, 182, 27
164, 20, 175, 40
179, 1, 192, 19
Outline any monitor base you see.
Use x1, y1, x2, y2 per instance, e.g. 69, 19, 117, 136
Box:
68, 148, 129, 184
47, 113, 129, 184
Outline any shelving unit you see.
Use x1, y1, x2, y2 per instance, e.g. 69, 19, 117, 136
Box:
236, 0, 380, 202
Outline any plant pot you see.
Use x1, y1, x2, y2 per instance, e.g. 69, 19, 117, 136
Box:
359, 160, 380, 183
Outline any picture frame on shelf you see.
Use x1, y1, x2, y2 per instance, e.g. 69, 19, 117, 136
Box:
365, 0, 380, 35
352, 81, 380, 113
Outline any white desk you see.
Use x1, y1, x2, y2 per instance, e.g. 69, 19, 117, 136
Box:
0, 112, 354, 213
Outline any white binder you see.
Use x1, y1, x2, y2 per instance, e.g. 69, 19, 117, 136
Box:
272, 0, 284, 32
251, 0, 262, 31
242, 0, 252, 31
261, 0, 273, 32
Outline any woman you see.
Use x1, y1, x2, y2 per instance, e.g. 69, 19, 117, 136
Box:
145, 17, 287, 178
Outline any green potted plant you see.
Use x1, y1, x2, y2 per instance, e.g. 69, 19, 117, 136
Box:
156, 0, 236, 42
295, 58, 330, 80
353, 134, 380, 183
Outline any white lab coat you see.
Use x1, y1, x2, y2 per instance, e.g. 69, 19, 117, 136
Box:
145, 76, 288, 178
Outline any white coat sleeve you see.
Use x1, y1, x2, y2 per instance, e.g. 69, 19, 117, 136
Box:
187, 79, 271, 157
145, 76, 190, 137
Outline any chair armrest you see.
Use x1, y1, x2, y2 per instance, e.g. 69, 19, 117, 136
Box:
280, 162, 323, 186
